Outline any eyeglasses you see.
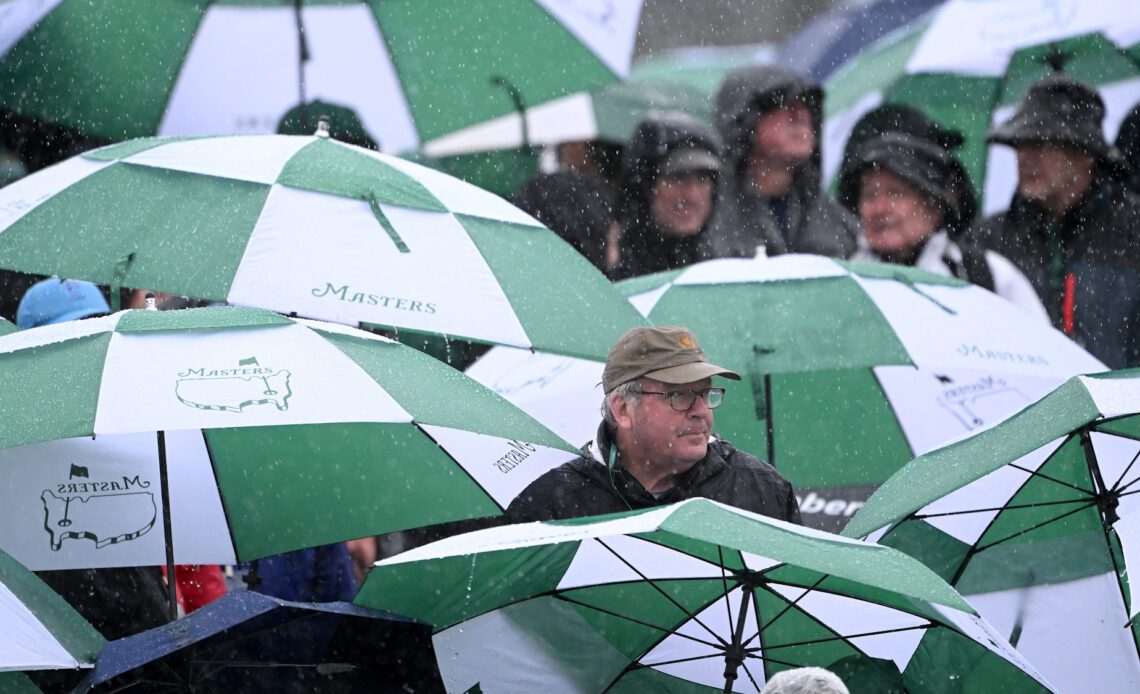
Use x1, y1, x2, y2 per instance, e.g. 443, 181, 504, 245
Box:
633, 387, 725, 411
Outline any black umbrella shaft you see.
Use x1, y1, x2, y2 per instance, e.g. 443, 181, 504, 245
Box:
723, 587, 753, 693
158, 430, 177, 621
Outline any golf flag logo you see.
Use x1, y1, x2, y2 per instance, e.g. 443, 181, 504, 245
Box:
41, 464, 157, 551
176, 356, 292, 413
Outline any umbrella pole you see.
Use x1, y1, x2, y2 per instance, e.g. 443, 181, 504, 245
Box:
723, 582, 754, 693
157, 430, 177, 620
764, 374, 775, 467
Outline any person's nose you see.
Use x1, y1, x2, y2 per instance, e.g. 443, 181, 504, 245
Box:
687, 393, 712, 418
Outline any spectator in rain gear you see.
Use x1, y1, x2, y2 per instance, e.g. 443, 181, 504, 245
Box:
512, 170, 616, 274
840, 132, 1047, 320
972, 73, 1140, 368
610, 112, 724, 280
1116, 101, 1140, 194
835, 103, 966, 212
507, 326, 801, 524
708, 66, 858, 258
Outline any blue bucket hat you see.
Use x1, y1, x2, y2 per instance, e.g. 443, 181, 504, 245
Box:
17, 278, 110, 329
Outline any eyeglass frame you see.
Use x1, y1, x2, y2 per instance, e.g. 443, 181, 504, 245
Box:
630, 386, 726, 411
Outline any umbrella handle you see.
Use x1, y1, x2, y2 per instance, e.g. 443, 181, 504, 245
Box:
158, 430, 177, 621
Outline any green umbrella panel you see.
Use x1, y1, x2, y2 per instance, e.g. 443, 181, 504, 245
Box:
617, 255, 1104, 532
0, 547, 104, 675
843, 370, 1140, 692
357, 498, 1053, 693
822, 0, 1140, 215
0, 0, 643, 153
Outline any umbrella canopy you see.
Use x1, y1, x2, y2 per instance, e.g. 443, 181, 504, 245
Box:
0, 133, 647, 358
0, 305, 576, 571
356, 498, 1053, 693
473, 255, 1103, 531
74, 590, 442, 692
778, 0, 942, 82
628, 43, 778, 98
0, 0, 643, 154
843, 370, 1140, 692
0, 547, 104, 675
420, 78, 714, 158
823, 0, 1140, 214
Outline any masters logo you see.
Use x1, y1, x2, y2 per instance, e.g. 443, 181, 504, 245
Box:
176, 356, 292, 413
41, 463, 156, 551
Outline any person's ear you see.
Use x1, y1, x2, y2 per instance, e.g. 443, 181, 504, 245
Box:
610, 392, 635, 431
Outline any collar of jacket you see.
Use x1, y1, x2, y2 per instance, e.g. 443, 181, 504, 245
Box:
588, 422, 726, 504
1009, 176, 1116, 241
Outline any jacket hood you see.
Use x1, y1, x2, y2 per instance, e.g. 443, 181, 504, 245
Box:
613, 112, 723, 279
838, 132, 978, 238
714, 65, 824, 187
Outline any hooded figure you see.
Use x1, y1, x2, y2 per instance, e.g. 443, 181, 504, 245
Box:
836, 103, 969, 219
844, 133, 1047, 321
611, 112, 724, 280
707, 66, 859, 258
972, 73, 1140, 368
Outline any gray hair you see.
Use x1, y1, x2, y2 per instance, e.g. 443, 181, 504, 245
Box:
602, 379, 642, 427
760, 667, 850, 694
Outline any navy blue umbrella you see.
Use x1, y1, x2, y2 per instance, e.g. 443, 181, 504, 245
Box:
75, 590, 443, 693
779, 0, 943, 82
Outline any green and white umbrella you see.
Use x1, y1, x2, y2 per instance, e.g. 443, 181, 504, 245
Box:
421, 78, 713, 158
356, 498, 1053, 693
844, 371, 1140, 692
0, 306, 576, 576
0, 133, 646, 358
0, 0, 643, 153
1, 547, 103, 679
472, 255, 1105, 531
823, 0, 1140, 215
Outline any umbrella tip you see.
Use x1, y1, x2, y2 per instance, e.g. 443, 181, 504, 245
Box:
315, 115, 331, 139
144, 293, 157, 311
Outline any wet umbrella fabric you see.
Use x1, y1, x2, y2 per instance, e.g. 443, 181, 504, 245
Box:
823, 0, 1140, 214
471, 255, 1103, 531
778, 0, 942, 82
0, 133, 646, 359
421, 78, 714, 158
355, 498, 1053, 693
0, 306, 576, 572
74, 590, 443, 693
0, 547, 103, 675
844, 371, 1140, 692
0, 0, 643, 154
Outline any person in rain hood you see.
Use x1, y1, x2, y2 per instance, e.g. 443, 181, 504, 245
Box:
609, 112, 724, 280
840, 131, 1047, 320
707, 66, 859, 258
972, 73, 1140, 368
506, 326, 800, 523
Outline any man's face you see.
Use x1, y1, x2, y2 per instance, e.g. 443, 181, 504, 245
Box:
858, 169, 942, 257
651, 171, 716, 237
1015, 143, 1096, 208
620, 377, 714, 469
752, 102, 814, 164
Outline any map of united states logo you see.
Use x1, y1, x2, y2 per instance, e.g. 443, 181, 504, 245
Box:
175, 356, 292, 413
41, 465, 157, 551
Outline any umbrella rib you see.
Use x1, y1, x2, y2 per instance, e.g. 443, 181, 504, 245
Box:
914, 496, 1092, 519
1007, 461, 1097, 496
201, 430, 242, 563
596, 537, 731, 647
745, 575, 829, 646
1109, 447, 1140, 494
972, 499, 1098, 554
555, 594, 726, 650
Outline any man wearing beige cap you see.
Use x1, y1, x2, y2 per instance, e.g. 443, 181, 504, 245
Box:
507, 326, 801, 523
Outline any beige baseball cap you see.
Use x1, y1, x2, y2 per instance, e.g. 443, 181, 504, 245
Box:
602, 326, 740, 393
